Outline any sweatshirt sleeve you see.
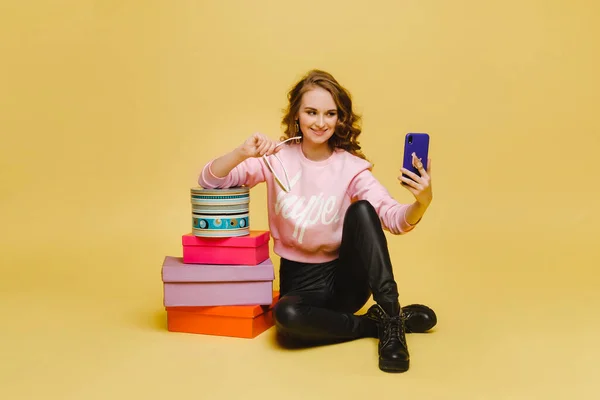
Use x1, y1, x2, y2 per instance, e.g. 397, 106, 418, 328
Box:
347, 169, 418, 234
198, 157, 266, 189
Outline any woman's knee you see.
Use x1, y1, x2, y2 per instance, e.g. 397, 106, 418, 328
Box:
346, 200, 379, 226
348, 200, 375, 216
273, 297, 303, 331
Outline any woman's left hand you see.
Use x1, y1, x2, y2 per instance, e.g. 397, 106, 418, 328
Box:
399, 153, 433, 206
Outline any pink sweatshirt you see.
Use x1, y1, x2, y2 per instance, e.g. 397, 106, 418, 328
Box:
198, 143, 417, 263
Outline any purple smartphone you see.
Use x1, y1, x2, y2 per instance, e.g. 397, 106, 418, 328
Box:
402, 133, 430, 179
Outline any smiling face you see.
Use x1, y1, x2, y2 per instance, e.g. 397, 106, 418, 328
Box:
296, 86, 338, 148
282, 69, 367, 161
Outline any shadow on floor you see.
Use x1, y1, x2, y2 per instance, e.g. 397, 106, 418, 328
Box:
129, 308, 167, 332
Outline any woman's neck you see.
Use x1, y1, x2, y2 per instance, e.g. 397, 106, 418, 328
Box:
301, 141, 333, 161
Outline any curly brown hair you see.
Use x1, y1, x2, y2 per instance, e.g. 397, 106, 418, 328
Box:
280, 69, 368, 161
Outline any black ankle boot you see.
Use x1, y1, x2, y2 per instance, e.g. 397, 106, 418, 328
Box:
366, 304, 410, 373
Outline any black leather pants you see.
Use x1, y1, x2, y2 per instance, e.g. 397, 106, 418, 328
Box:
273, 200, 400, 344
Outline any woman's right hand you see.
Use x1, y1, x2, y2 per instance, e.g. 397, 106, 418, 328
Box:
237, 132, 281, 158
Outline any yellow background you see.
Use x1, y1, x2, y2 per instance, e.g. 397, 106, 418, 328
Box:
1, 0, 599, 398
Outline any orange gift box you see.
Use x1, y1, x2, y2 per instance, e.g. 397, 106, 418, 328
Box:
166, 291, 280, 338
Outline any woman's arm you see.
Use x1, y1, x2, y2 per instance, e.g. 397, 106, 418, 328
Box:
209, 147, 249, 178
198, 132, 281, 189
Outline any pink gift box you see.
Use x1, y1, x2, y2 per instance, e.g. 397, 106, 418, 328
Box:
182, 230, 270, 265
161, 256, 275, 307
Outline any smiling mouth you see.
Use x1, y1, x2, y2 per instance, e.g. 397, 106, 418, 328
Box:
311, 129, 328, 135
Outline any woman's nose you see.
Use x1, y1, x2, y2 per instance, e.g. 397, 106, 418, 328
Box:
315, 114, 325, 127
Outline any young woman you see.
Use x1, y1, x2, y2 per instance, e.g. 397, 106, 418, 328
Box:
197, 69, 436, 373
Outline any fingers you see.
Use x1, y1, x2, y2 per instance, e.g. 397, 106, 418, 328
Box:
264, 141, 277, 156
400, 179, 419, 196
411, 152, 429, 177
400, 167, 422, 183
256, 138, 271, 156
247, 133, 263, 155
255, 134, 279, 157
400, 153, 433, 204
398, 174, 422, 190
400, 153, 431, 189
248, 132, 296, 157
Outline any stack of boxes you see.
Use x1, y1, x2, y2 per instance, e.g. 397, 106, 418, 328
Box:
160, 186, 279, 339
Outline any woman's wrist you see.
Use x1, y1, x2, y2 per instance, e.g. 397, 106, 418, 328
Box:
405, 200, 429, 226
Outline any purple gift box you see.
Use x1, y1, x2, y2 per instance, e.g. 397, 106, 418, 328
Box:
161, 256, 275, 307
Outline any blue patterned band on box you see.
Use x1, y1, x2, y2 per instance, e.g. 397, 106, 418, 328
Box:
192, 214, 249, 237
190, 186, 250, 237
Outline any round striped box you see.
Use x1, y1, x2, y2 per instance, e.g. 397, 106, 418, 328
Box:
190, 186, 250, 237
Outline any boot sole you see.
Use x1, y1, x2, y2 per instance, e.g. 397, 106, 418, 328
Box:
379, 358, 410, 373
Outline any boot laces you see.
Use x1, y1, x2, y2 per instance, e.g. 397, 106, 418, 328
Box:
384, 314, 407, 347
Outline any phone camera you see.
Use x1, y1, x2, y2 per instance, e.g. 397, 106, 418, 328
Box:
408, 135, 413, 144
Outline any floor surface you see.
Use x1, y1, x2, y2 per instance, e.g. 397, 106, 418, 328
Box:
2, 239, 599, 400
